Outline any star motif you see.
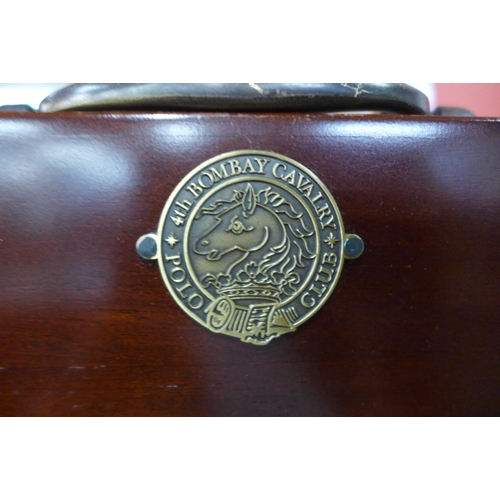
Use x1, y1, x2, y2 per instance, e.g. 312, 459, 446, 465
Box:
325, 232, 339, 248
165, 233, 180, 248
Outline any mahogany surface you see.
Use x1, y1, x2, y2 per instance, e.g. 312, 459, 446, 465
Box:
0, 112, 499, 416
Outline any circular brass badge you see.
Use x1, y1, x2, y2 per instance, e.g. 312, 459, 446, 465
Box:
137, 151, 362, 345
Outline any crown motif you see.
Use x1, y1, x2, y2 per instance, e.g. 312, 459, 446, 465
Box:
218, 282, 281, 302
201, 261, 300, 301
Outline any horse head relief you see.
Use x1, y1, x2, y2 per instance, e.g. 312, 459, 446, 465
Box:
192, 183, 315, 295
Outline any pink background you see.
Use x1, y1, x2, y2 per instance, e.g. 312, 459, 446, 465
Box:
435, 83, 500, 117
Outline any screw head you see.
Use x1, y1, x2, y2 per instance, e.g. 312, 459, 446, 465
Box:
344, 234, 364, 259
136, 234, 158, 260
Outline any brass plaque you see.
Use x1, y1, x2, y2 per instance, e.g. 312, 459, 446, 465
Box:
137, 151, 362, 345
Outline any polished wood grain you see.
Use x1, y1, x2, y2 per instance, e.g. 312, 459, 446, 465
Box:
0, 112, 499, 416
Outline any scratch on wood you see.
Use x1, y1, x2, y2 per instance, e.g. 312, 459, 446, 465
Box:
68, 366, 85, 369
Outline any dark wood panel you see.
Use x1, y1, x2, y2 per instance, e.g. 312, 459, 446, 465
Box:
0, 112, 499, 416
